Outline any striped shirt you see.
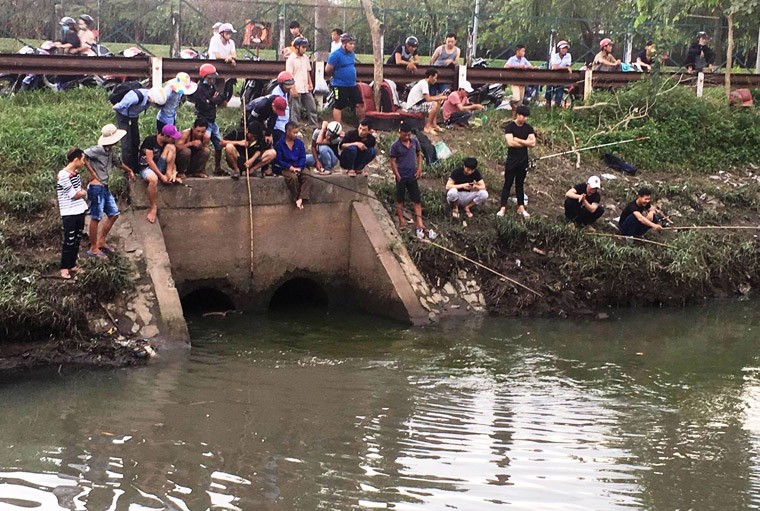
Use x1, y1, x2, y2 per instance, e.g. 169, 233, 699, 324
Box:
56, 169, 88, 216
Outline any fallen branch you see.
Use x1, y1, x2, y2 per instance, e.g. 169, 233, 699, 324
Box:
572, 101, 611, 111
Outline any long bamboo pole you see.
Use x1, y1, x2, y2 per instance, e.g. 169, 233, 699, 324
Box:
586, 232, 670, 248
242, 101, 254, 279
662, 225, 759, 231
536, 137, 649, 161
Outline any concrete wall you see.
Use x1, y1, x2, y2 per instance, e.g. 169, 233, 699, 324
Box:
129, 176, 435, 326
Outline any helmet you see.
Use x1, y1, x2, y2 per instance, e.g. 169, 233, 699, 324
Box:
199, 63, 218, 78
277, 71, 295, 86
147, 87, 167, 106
405, 36, 419, 47
327, 121, 342, 137
696, 31, 708, 40
79, 14, 94, 23
218, 23, 236, 34
59, 16, 76, 26
556, 40, 569, 50
599, 38, 613, 49
293, 37, 309, 48
340, 33, 356, 43
180, 48, 199, 59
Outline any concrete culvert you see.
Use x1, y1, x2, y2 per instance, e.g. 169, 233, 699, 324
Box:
269, 278, 329, 310
181, 288, 236, 316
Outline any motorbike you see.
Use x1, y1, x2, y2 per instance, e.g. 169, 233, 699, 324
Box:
0, 41, 56, 96
467, 54, 505, 107
101, 47, 149, 92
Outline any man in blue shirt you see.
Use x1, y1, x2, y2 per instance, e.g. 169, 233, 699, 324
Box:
274, 122, 309, 210
112, 86, 167, 173
325, 33, 365, 123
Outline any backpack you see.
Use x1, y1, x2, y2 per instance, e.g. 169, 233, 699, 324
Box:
108, 81, 143, 105
414, 129, 438, 165
603, 153, 637, 176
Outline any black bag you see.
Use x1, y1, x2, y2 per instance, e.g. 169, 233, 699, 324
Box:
414, 129, 438, 165
108, 81, 143, 105
603, 153, 637, 176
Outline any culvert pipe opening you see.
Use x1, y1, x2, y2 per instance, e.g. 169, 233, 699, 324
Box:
269, 278, 329, 310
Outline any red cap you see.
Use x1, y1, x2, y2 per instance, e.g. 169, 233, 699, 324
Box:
272, 96, 287, 115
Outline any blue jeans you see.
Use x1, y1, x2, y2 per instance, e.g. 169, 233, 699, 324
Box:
339, 146, 376, 171
207, 121, 222, 151
305, 146, 339, 170
545, 86, 564, 105
87, 185, 120, 220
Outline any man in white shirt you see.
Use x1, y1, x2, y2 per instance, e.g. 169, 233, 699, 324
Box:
286, 37, 318, 126
546, 40, 572, 108
330, 28, 343, 54
405, 68, 448, 134
208, 23, 237, 65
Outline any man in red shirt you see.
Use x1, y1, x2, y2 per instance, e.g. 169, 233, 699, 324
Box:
443, 80, 485, 127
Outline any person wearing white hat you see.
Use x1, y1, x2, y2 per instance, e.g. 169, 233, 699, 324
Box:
208, 23, 237, 64
83, 124, 135, 258
564, 175, 605, 229
546, 40, 572, 108
112, 86, 167, 174
157, 72, 198, 132
442, 80, 485, 127
305, 121, 343, 175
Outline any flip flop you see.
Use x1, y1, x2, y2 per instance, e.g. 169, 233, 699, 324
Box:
100, 245, 117, 254
86, 249, 108, 259
465, 210, 474, 218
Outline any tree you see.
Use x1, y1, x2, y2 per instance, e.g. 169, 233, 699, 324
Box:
360, 0, 384, 108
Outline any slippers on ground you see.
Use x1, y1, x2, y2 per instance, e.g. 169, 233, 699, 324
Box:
86, 249, 108, 259
451, 210, 460, 219
100, 245, 116, 254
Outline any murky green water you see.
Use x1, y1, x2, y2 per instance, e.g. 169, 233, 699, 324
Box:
1, 301, 759, 510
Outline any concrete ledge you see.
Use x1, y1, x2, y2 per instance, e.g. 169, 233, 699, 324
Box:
130, 174, 368, 209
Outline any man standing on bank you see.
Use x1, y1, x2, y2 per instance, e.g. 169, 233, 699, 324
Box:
564, 175, 605, 229
496, 105, 536, 220
325, 33, 364, 123
445, 157, 488, 219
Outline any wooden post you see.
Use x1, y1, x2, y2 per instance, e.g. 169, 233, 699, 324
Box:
583, 68, 592, 101
458, 64, 467, 90
151, 57, 163, 88
314, 60, 325, 110
697, 71, 704, 98
170, 11, 181, 58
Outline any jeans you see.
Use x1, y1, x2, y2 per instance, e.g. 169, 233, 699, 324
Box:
339, 146, 376, 171
500, 159, 529, 207
544, 86, 564, 105
61, 213, 85, 269
620, 214, 658, 237
305, 146, 339, 170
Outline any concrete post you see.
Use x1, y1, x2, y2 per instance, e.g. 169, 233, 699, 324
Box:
549, 29, 557, 63
583, 68, 593, 101
696, 71, 704, 97
468, 0, 480, 63
624, 32, 633, 64
314, 60, 325, 109
170, 11, 181, 58
458, 64, 467, 90
151, 57, 163, 88
277, 6, 286, 62
755, 26, 760, 74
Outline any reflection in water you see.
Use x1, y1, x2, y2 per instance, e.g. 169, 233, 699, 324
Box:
0, 302, 758, 509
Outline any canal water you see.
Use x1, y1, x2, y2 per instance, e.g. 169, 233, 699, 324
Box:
1, 301, 759, 510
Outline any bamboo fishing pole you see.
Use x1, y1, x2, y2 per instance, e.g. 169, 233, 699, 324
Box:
663, 225, 759, 231
536, 137, 650, 161
586, 232, 670, 248
241, 100, 254, 279
420, 239, 544, 298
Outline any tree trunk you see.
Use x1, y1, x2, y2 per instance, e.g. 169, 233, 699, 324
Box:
360, 0, 384, 108
725, 12, 733, 99
314, 0, 329, 62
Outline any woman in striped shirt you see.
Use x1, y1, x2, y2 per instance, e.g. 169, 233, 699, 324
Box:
56, 148, 89, 279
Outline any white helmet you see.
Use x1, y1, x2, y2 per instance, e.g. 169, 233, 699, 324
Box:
327, 121, 342, 137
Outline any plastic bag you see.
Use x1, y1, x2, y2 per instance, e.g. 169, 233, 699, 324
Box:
434, 141, 452, 160
314, 75, 330, 95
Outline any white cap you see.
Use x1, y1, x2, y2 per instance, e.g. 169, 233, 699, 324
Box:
587, 175, 601, 189
459, 80, 474, 93
219, 23, 236, 33
212, 22, 222, 29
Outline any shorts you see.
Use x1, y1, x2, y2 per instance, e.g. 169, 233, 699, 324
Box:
395, 178, 421, 204
408, 102, 434, 113
207, 121, 222, 151
332, 85, 363, 110
139, 157, 166, 180
87, 184, 120, 220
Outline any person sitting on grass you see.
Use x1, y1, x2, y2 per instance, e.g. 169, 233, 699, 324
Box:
405, 68, 449, 134
564, 175, 605, 230
176, 119, 211, 178
84, 124, 135, 259
443, 80, 485, 127
445, 157, 488, 219
619, 187, 663, 238
306, 121, 343, 175
339, 119, 377, 176
390, 122, 436, 240
138, 125, 182, 223
222, 124, 276, 178
56, 148, 88, 278
274, 122, 309, 210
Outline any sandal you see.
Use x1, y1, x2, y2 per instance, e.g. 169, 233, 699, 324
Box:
86, 249, 108, 259
451, 210, 460, 219
100, 245, 117, 254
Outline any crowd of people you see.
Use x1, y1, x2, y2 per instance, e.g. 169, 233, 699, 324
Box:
52, 20, 677, 279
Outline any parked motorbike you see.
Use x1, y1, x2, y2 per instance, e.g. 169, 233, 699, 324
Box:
0, 41, 56, 96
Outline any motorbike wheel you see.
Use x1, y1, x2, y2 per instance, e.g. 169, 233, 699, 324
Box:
0, 75, 18, 97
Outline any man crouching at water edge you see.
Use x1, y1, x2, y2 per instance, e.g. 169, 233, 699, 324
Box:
445, 157, 488, 219
619, 187, 663, 237
138, 124, 182, 223
564, 175, 605, 230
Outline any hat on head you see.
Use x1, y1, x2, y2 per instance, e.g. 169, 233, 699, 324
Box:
599, 38, 613, 49
587, 175, 601, 189
212, 22, 222, 29
557, 40, 569, 49
272, 96, 287, 115
147, 87, 166, 105
327, 121, 342, 137
168, 72, 198, 95
459, 80, 474, 93
219, 23, 236, 33
98, 124, 127, 146
161, 124, 182, 140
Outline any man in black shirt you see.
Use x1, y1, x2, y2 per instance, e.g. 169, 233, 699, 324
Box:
189, 64, 226, 175
445, 157, 488, 218
685, 32, 715, 73
635, 42, 656, 72
619, 187, 663, 237
246, 95, 288, 142
564, 175, 605, 228
497, 106, 536, 219
138, 125, 181, 223
339, 119, 377, 175
221, 125, 276, 178
53, 17, 83, 54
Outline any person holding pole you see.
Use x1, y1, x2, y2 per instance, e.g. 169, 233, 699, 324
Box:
619, 187, 663, 237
